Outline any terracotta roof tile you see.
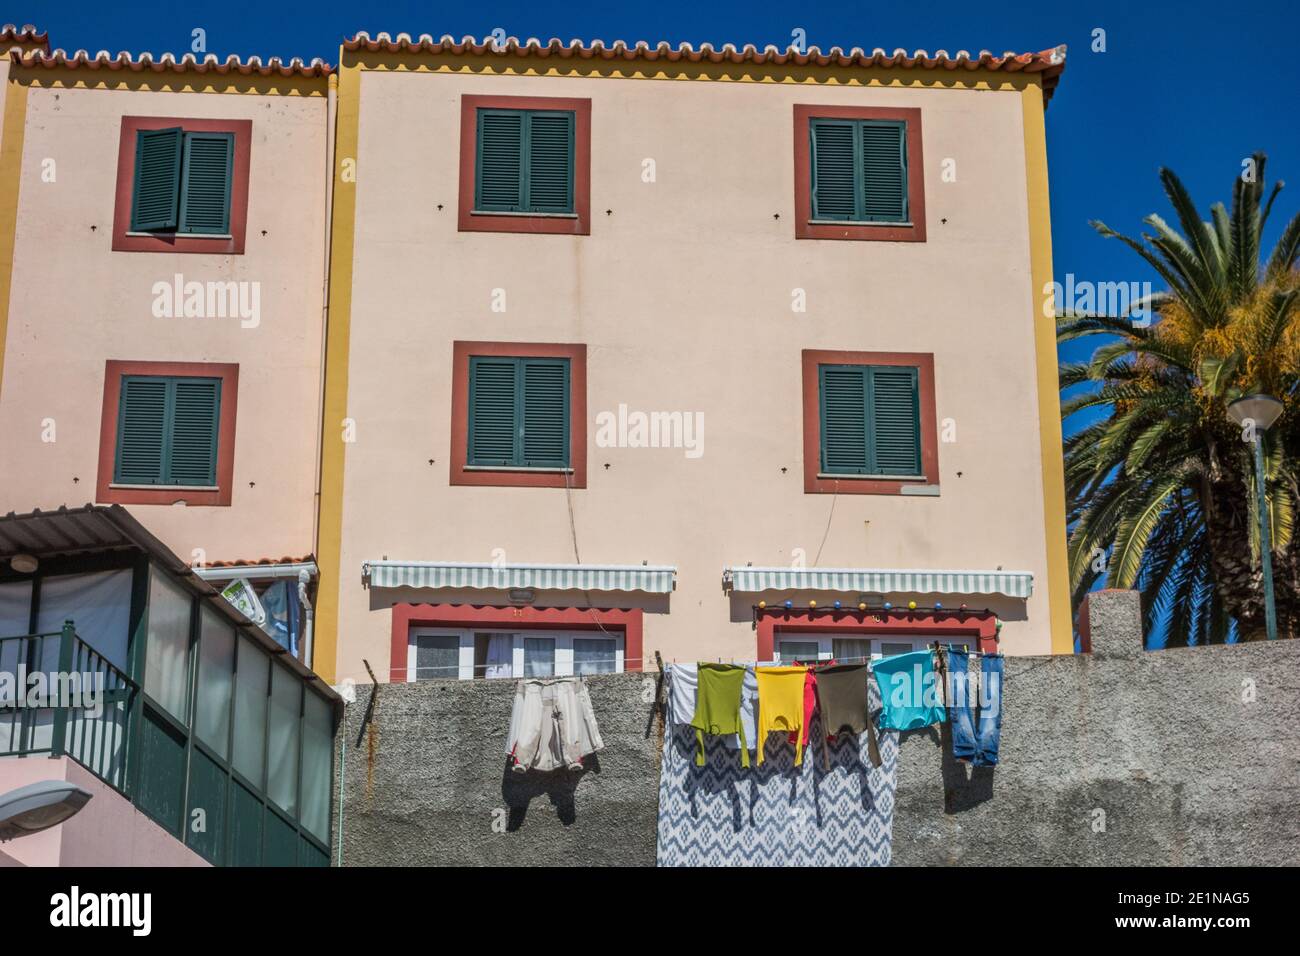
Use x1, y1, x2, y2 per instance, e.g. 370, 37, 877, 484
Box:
200, 555, 316, 569
10, 47, 332, 77
344, 33, 1066, 101
0, 23, 48, 48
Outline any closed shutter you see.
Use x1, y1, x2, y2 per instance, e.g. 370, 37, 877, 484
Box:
520, 359, 570, 467
178, 132, 234, 235
115, 377, 170, 483
130, 128, 183, 232
475, 111, 524, 211
524, 112, 574, 214
868, 366, 920, 474
468, 358, 519, 465
113, 375, 221, 486
168, 378, 222, 485
861, 121, 908, 223
819, 364, 921, 476
819, 366, 869, 474
809, 120, 858, 221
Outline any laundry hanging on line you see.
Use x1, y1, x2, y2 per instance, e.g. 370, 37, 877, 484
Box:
505, 677, 604, 773
947, 647, 1003, 766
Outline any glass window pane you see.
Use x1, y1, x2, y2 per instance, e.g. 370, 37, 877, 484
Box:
573, 638, 616, 675
232, 636, 268, 787
144, 571, 192, 721
195, 606, 235, 759
832, 638, 872, 663
523, 637, 554, 677
414, 635, 458, 680
267, 664, 300, 815
300, 690, 333, 840
777, 640, 818, 663
880, 642, 915, 658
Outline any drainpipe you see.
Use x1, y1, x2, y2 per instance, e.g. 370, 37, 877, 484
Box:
298, 567, 315, 669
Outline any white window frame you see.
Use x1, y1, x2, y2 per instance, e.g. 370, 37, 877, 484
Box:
772, 633, 972, 664
406, 627, 625, 681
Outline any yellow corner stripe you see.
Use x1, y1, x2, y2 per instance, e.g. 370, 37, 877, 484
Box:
1021, 81, 1073, 654
0, 76, 29, 403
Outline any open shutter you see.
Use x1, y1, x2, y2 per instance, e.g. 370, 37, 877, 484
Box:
115, 377, 169, 484
819, 366, 869, 474
130, 128, 183, 232
178, 132, 234, 235
524, 112, 574, 214
475, 110, 524, 212
167, 379, 222, 485
868, 366, 921, 475
861, 121, 907, 223
520, 359, 570, 467
468, 357, 519, 465
809, 120, 858, 221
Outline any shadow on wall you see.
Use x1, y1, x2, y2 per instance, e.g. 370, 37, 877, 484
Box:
501, 754, 602, 829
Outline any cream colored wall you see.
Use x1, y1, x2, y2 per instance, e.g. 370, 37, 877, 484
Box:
336, 69, 1051, 681
0, 84, 327, 565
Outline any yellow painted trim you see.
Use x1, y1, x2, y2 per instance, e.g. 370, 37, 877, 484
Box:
312, 63, 359, 684
14, 70, 327, 97
1020, 80, 1072, 654
0, 75, 29, 404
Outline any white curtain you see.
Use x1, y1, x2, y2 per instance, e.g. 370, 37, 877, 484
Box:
35, 569, 133, 672
485, 634, 514, 679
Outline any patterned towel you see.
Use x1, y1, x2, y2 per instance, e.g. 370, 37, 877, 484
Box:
656, 709, 899, 867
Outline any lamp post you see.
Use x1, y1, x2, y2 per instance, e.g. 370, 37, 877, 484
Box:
0, 780, 92, 842
1227, 394, 1284, 641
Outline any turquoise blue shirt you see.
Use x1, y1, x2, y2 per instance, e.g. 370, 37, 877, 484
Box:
872, 650, 946, 730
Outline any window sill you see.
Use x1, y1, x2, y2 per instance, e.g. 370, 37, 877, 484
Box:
125, 231, 233, 240
470, 210, 578, 219
807, 220, 913, 228
463, 466, 573, 474
109, 483, 219, 491
817, 472, 925, 481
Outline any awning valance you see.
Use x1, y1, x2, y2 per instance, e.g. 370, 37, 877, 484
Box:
364, 561, 676, 594
723, 566, 1033, 599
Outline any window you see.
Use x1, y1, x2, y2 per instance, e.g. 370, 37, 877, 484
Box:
451, 343, 586, 487
144, 572, 192, 722
406, 629, 625, 681
130, 128, 234, 235
233, 636, 269, 788
793, 105, 925, 242
195, 606, 235, 760
468, 356, 570, 469
114, 375, 221, 487
802, 350, 938, 495
775, 635, 961, 663
113, 117, 251, 254
809, 118, 907, 223
97, 361, 239, 506
458, 95, 591, 235
475, 109, 575, 214
819, 364, 921, 477
267, 665, 301, 816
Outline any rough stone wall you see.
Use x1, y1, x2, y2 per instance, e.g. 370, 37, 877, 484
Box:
335, 593, 1300, 866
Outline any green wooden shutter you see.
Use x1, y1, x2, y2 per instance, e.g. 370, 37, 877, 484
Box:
167, 378, 222, 485
468, 357, 520, 465
524, 112, 575, 214
861, 121, 908, 223
819, 366, 869, 474
868, 366, 921, 475
809, 120, 858, 221
130, 128, 183, 232
178, 132, 234, 235
115, 376, 170, 483
520, 358, 570, 467
475, 110, 524, 211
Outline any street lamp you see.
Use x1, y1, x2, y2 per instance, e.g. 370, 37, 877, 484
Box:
0, 780, 93, 841
1227, 394, 1284, 641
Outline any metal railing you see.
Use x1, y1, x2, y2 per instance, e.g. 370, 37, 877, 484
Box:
0, 621, 138, 792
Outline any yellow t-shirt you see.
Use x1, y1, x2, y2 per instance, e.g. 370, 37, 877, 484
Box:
755, 666, 807, 766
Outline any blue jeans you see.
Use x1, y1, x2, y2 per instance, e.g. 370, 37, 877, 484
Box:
947, 649, 1002, 767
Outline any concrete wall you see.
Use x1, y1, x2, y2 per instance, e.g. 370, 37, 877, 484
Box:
0, 755, 208, 866
335, 65, 1056, 684
0, 80, 328, 566
335, 593, 1300, 866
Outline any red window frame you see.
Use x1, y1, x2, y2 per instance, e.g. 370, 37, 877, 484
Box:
793, 104, 926, 242
112, 116, 252, 255
757, 607, 999, 660
96, 360, 239, 506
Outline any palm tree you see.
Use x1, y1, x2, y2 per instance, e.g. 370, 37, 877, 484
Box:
1060, 152, 1300, 644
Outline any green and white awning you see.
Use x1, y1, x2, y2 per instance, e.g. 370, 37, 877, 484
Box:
364, 561, 676, 594
723, 566, 1033, 599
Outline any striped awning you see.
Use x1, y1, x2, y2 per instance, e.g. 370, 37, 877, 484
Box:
723, 566, 1033, 599
364, 561, 676, 594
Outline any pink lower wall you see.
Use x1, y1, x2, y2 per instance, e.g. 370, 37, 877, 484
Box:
0, 756, 207, 867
